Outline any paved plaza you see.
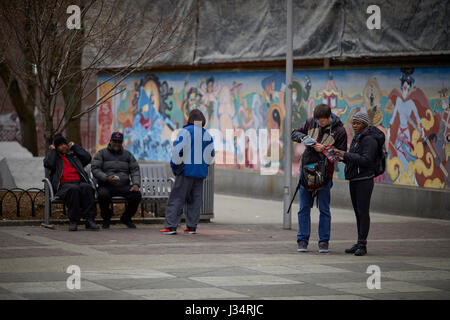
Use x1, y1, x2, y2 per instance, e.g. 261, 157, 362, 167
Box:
0, 194, 449, 300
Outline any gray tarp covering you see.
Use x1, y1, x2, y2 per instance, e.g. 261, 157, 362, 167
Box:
342, 0, 450, 57
90, 0, 449, 68
195, 0, 343, 63
83, 0, 196, 68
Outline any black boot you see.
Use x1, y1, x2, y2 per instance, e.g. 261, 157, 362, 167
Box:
102, 218, 110, 229
345, 243, 360, 254
120, 215, 136, 228
354, 245, 367, 256
85, 219, 100, 230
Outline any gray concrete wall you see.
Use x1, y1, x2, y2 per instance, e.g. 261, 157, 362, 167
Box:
0, 157, 15, 189
0, 142, 45, 189
214, 167, 450, 220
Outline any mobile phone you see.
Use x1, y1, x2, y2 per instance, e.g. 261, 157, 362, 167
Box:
301, 136, 316, 146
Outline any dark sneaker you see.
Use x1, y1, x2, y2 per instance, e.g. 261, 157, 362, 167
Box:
345, 243, 360, 254
184, 227, 197, 234
318, 242, 329, 253
120, 216, 136, 228
69, 222, 78, 231
354, 245, 367, 256
297, 241, 308, 252
85, 219, 100, 230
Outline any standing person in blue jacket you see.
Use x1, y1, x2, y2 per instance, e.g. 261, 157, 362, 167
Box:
160, 109, 215, 235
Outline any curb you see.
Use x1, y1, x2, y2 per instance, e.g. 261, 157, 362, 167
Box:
0, 218, 212, 227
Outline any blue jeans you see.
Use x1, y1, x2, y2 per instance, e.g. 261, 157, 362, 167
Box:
297, 179, 333, 245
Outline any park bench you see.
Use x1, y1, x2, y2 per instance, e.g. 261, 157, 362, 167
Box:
41, 163, 174, 228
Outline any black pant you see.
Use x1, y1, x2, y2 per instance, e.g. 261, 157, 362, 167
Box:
349, 178, 374, 245
97, 185, 142, 221
56, 182, 96, 222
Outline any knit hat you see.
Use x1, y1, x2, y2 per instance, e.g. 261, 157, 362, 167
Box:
352, 111, 369, 126
53, 133, 68, 148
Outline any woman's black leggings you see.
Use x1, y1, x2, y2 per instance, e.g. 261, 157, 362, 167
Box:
349, 178, 374, 245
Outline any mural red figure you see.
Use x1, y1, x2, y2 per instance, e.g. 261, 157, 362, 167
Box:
98, 101, 113, 146
387, 68, 446, 186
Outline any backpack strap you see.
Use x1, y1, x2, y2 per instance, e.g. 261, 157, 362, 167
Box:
310, 190, 319, 208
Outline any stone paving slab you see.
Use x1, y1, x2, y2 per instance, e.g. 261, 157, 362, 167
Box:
322, 280, 441, 294
353, 291, 450, 300
322, 262, 447, 273
189, 275, 302, 287
406, 280, 450, 291
0, 272, 69, 283
0, 248, 83, 259
0, 281, 111, 294
90, 277, 212, 291
224, 283, 347, 298
0, 231, 46, 247
275, 272, 371, 284
163, 266, 269, 278
246, 264, 351, 274
123, 287, 248, 300
81, 269, 175, 281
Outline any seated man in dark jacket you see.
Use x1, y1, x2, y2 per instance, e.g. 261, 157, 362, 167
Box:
43, 133, 99, 231
91, 132, 142, 229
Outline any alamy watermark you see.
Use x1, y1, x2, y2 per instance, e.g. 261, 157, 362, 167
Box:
366, 5, 381, 30
66, 5, 81, 30
66, 265, 81, 290
171, 121, 281, 175
366, 265, 381, 290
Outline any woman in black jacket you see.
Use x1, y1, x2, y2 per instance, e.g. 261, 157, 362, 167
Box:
341, 111, 385, 256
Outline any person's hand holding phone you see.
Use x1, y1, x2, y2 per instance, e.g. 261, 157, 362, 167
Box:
313, 143, 324, 152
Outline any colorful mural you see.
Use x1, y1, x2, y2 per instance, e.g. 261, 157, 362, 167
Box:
96, 67, 450, 189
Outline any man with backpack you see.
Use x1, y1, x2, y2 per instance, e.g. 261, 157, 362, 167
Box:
340, 111, 386, 256
291, 104, 347, 253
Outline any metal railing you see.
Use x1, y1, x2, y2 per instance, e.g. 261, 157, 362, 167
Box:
0, 187, 45, 218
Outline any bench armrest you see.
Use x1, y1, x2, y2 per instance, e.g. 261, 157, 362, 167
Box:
42, 178, 55, 200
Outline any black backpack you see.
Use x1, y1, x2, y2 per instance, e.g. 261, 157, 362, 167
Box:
300, 158, 329, 191
287, 150, 329, 213
374, 143, 387, 177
